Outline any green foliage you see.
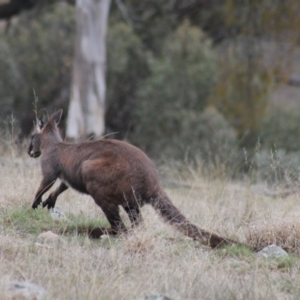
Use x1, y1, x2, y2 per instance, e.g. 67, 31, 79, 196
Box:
0, 3, 75, 135
224, 0, 300, 40
193, 107, 238, 165
261, 106, 300, 152
111, 0, 179, 53
243, 106, 300, 183
0, 41, 22, 118
106, 22, 149, 138
208, 0, 300, 147
212, 39, 272, 146
1, 0, 300, 169
131, 21, 230, 160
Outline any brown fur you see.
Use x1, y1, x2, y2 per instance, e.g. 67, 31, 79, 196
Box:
28, 109, 240, 248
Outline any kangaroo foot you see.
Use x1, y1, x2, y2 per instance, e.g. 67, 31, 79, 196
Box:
86, 227, 119, 238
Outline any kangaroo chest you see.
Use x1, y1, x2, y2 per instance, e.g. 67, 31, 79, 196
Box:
58, 168, 88, 194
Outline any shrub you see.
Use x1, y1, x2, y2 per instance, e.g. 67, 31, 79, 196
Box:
246, 148, 300, 184
0, 4, 75, 136
131, 21, 219, 160
0, 41, 22, 119
261, 105, 300, 152
240, 105, 300, 183
106, 22, 149, 139
186, 106, 238, 166
212, 38, 274, 146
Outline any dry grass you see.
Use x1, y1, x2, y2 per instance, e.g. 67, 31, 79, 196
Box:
1, 152, 300, 299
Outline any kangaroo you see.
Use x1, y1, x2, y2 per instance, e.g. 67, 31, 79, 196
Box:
28, 109, 238, 248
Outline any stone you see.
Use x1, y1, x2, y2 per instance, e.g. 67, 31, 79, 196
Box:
257, 244, 288, 258
49, 207, 66, 219
37, 230, 60, 240
100, 234, 110, 239
6, 281, 47, 300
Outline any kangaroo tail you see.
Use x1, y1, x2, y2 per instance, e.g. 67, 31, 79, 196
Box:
151, 190, 243, 249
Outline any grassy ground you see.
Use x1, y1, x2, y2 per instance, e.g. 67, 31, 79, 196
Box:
1, 152, 300, 299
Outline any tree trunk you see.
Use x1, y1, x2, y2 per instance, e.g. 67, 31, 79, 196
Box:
67, 0, 111, 139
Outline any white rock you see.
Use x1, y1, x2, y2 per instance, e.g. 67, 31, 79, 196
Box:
100, 234, 110, 239
49, 207, 66, 219
257, 244, 288, 258
6, 281, 47, 300
38, 230, 60, 240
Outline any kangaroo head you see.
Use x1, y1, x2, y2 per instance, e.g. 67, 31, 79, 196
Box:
28, 109, 63, 158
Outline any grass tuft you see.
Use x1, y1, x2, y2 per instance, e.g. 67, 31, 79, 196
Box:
217, 243, 255, 259
1, 207, 109, 237
276, 257, 293, 270
245, 218, 300, 254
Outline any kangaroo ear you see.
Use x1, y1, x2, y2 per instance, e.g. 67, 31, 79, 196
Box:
51, 109, 63, 125
37, 109, 49, 131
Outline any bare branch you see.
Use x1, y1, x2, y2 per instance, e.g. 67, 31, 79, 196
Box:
115, 0, 133, 27
0, 0, 74, 20
0, 0, 37, 19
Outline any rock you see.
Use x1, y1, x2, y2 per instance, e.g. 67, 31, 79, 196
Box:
37, 230, 60, 240
100, 234, 110, 239
49, 207, 66, 219
6, 281, 47, 300
139, 295, 173, 300
257, 244, 288, 258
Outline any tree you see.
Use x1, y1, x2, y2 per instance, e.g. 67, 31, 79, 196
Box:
0, 0, 110, 140
66, 0, 111, 139
210, 0, 300, 146
131, 21, 218, 159
0, 3, 75, 136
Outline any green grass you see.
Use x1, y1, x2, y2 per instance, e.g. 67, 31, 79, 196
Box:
216, 244, 255, 259
276, 256, 294, 270
0, 207, 110, 237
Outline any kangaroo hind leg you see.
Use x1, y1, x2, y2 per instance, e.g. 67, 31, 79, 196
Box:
83, 160, 127, 236
102, 202, 127, 234
92, 196, 127, 236
123, 206, 143, 228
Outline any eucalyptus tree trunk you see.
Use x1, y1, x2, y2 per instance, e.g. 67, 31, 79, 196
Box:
67, 0, 111, 139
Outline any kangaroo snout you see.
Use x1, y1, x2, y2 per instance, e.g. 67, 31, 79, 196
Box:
28, 149, 41, 158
